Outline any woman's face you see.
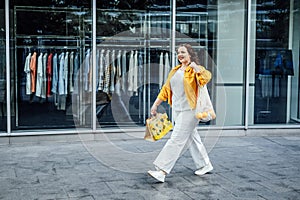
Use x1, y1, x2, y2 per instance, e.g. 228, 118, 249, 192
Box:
177, 46, 191, 65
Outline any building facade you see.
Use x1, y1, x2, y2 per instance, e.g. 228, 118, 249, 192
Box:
0, 0, 299, 135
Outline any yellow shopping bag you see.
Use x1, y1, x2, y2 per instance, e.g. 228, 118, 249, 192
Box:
144, 113, 173, 142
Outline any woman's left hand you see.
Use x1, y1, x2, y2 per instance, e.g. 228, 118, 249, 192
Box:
190, 62, 201, 72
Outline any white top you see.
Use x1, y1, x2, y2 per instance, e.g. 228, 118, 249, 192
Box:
170, 69, 190, 111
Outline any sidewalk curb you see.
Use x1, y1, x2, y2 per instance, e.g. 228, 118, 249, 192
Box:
0, 128, 299, 145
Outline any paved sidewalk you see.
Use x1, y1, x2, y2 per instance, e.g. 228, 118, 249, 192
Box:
0, 135, 300, 200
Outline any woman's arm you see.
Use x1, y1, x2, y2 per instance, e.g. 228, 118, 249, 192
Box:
150, 98, 163, 116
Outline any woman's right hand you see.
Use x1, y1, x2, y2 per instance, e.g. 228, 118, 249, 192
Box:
150, 104, 158, 116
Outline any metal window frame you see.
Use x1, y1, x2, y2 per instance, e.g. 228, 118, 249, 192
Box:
5, 0, 11, 134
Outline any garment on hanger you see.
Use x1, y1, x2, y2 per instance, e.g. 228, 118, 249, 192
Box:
69, 51, 74, 93
110, 50, 115, 93
88, 50, 93, 92
84, 49, 91, 91
128, 50, 134, 92
133, 50, 138, 94
259, 74, 272, 98
138, 51, 143, 91
46, 53, 53, 97
51, 53, 58, 94
98, 49, 105, 91
103, 50, 110, 93
115, 50, 122, 95
36, 52, 43, 97
41, 52, 48, 98
117, 50, 122, 79
164, 52, 171, 83
63, 51, 69, 95
57, 51, 70, 111
30, 52, 37, 93
73, 52, 79, 94
159, 52, 164, 88
24, 52, 32, 95
58, 52, 65, 95
121, 50, 127, 92
95, 49, 100, 92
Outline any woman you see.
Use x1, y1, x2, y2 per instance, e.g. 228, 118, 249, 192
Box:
148, 44, 213, 183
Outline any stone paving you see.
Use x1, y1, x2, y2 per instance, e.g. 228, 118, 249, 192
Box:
0, 135, 300, 200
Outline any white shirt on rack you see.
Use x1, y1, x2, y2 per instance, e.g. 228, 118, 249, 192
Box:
69, 51, 74, 93
133, 50, 138, 93
35, 52, 43, 97
110, 50, 115, 92
64, 51, 69, 94
24, 53, 32, 95
128, 51, 134, 92
164, 52, 171, 83
41, 52, 48, 98
121, 50, 127, 92
159, 52, 164, 88
98, 49, 105, 91
58, 52, 65, 95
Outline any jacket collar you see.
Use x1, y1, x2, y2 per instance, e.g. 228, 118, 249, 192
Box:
174, 64, 193, 72
174, 64, 182, 70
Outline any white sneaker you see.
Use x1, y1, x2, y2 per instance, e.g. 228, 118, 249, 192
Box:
195, 163, 213, 176
148, 170, 166, 183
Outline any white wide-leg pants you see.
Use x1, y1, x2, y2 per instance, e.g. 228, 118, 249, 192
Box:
153, 109, 211, 174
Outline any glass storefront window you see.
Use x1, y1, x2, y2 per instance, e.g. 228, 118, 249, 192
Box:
249, 0, 300, 126
0, 0, 298, 133
0, 1, 5, 132
175, 1, 247, 126
215, 1, 247, 126
95, 1, 172, 128
94, 0, 246, 128
10, 1, 92, 129
294, 0, 300, 122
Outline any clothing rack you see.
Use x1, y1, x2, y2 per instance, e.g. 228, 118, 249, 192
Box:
17, 46, 81, 50
96, 44, 146, 49
14, 6, 83, 13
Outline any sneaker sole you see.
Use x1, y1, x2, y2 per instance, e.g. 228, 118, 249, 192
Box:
194, 167, 213, 176
147, 171, 165, 183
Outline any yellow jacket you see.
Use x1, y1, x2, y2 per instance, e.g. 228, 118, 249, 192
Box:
158, 64, 212, 109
